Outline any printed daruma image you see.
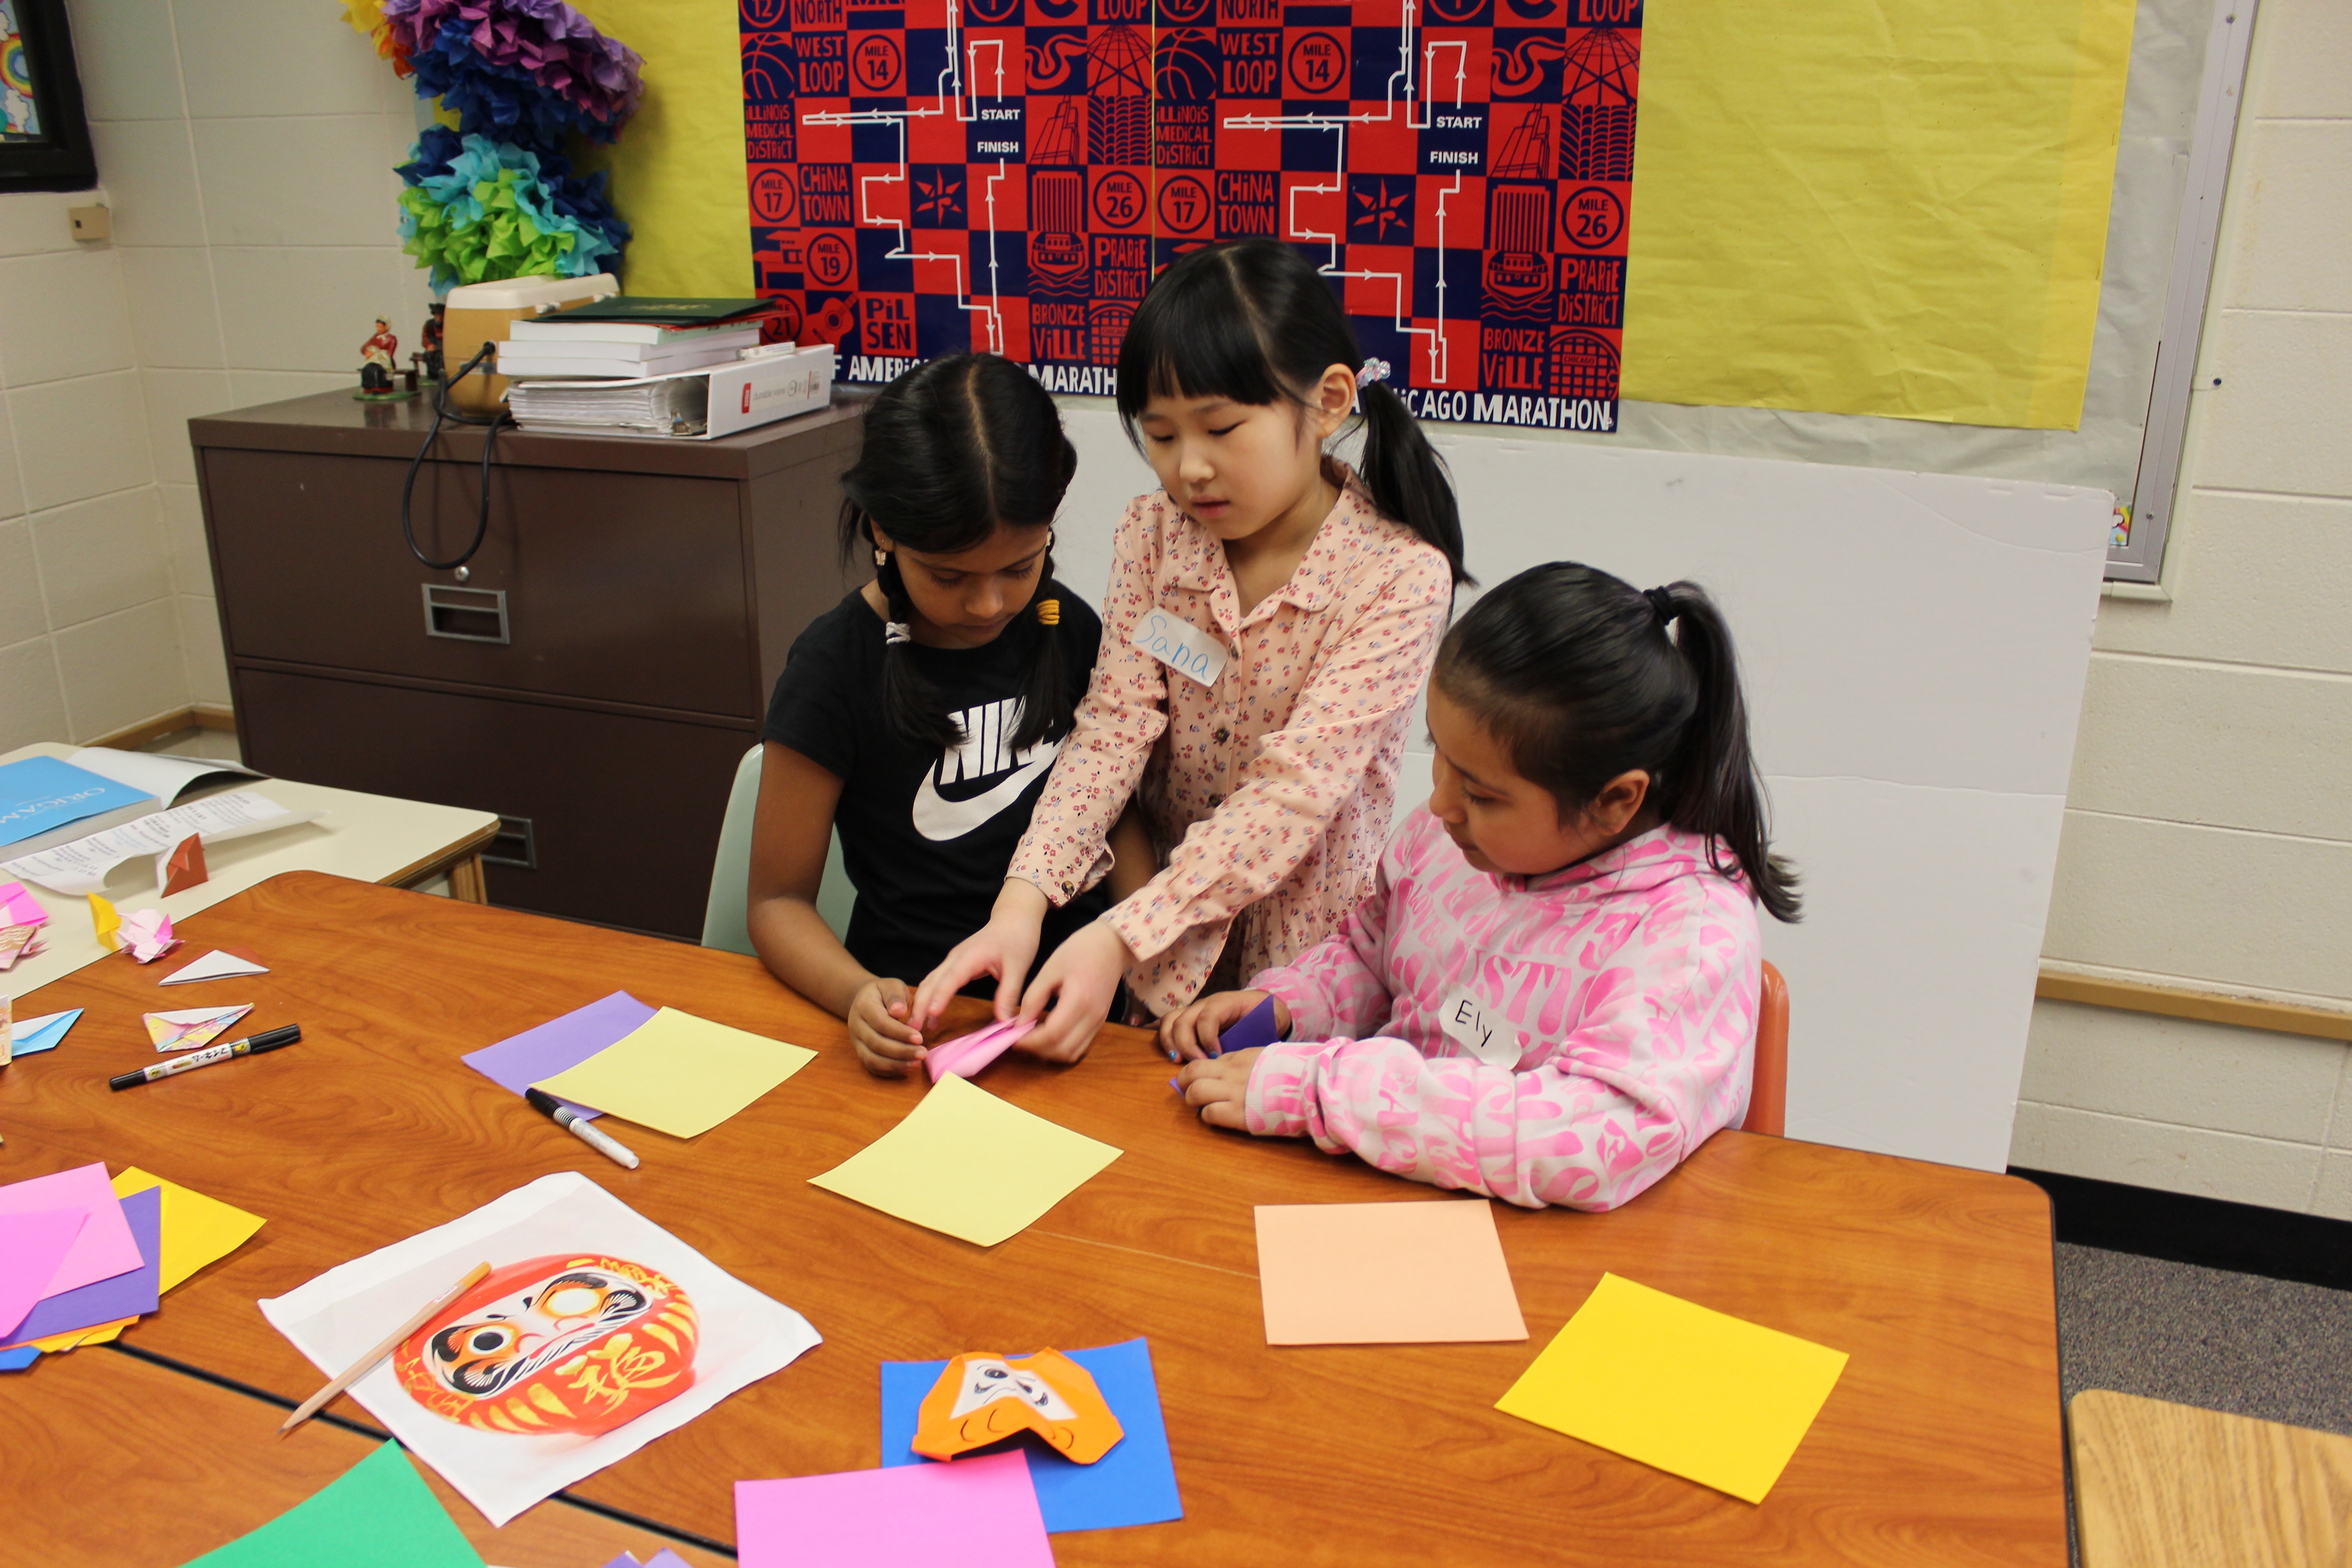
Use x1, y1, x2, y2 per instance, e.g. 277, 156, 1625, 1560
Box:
393, 1254, 699, 1436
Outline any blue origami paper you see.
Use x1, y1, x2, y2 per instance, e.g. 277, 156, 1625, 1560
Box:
881, 1338, 1183, 1534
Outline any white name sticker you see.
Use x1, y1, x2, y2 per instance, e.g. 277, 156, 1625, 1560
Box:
1437, 988, 1521, 1068
1130, 610, 1229, 688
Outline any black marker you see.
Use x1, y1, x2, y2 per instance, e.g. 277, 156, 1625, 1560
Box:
109, 1025, 300, 1090
524, 1086, 641, 1169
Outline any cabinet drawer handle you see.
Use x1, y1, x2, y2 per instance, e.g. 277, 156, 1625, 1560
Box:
422, 584, 510, 644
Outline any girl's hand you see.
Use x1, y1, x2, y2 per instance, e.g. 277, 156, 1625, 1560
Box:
1158, 990, 1291, 1063
1177, 1047, 1263, 1131
1014, 920, 1134, 1062
913, 880, 1050, 1030
848, 977, 926, 1077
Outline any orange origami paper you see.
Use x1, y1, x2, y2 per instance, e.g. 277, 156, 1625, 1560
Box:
912, 1349, 1125, 1465
161, 834, 209, 896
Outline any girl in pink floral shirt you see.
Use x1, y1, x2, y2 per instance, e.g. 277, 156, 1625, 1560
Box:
912, 239, 1463, 1060
1168, 563, 1803, 1211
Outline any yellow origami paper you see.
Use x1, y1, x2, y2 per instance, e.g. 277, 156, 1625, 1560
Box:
532, 1007, 815, 1138
111, 1168, 266, 1294
808, 1074, 1122, 1247
1495, 1273, 1847, 1504
88, 892, 119, 949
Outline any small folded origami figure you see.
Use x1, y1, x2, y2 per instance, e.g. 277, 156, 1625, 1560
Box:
160, 834, 209, 896
94, 895, 180, 964
912, 1348, 1125, 1465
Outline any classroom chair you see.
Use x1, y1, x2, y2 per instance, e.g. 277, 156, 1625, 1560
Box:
1740, 961, 1789, 1137
2069, 1388, 2352, 1566
701, 745, 855, 955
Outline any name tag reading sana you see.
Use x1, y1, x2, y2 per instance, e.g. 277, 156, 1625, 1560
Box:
1131, 609, 1229, 687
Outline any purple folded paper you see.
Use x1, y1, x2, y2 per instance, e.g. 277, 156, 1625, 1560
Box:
1220, 995, 1282, 1055
6, 1184, 161, 1344
462, 991, 656, 1119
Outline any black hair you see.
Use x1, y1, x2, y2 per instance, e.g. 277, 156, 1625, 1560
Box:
1435, 563, 1800, 923
1115, 238, 1468, 585
837, 353, 1079, 754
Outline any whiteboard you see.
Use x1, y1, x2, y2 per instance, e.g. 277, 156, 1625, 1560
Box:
1053, 407, 2113, 1171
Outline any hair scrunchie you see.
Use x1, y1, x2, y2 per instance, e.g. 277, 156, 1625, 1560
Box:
1033, 598, 1060, 626
1644, 586, 1679, 625
884, 621, 912, 645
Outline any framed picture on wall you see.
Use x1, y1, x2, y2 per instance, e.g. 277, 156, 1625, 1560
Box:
1, 0, 96, 192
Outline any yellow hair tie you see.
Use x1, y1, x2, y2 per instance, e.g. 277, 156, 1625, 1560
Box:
1034, 598, 1061, 626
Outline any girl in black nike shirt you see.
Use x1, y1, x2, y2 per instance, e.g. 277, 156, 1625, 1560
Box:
750, 354, 1158, 1075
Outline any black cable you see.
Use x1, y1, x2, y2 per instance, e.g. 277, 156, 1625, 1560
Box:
400, 341, 509, 573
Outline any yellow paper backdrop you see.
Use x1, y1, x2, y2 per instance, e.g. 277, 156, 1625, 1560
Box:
568, 0, 753, 297
1622, 0, 2138, 429
390, 0, 2138, 426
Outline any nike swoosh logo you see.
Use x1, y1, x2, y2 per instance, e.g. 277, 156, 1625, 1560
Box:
911, 745, 1060, 842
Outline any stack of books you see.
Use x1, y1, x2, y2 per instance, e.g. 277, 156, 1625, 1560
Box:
495, 296, 781, 381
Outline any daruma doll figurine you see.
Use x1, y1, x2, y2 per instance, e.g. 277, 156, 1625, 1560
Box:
394, 1255, 698, 1436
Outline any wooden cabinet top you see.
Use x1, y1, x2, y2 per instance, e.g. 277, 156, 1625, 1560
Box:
189, 387, 867, 481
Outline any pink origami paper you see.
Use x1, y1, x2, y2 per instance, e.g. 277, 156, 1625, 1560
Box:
926, 1017, 1036, 1082
0, 881, 47, 929
115, 909, 180, 964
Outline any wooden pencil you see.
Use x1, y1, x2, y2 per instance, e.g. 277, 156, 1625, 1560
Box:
279, 1259, 492, 1434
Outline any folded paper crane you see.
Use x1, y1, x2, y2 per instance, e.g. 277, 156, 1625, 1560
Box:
924, 1017, 1036, 1083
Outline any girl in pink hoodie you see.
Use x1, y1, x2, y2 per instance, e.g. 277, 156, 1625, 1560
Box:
1166, 562, 1802, 1212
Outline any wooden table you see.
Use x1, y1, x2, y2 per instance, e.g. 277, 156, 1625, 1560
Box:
1, 741, 497, 1001
2070, 1389, 2352, 1566
0, 872, 2068, 1565
0, 1343, 728, 1567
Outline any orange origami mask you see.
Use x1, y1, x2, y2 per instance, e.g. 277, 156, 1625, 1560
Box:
392, 1253, 698, 1437
912, 1348, 1125, 1465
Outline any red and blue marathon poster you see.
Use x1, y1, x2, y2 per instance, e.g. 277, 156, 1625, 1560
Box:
739, 0, 1639, 432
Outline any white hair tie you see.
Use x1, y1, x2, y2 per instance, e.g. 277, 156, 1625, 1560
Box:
884, 621, 912, 646
1356, 358, 1391, 388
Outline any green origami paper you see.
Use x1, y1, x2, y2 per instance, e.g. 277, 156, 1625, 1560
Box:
178, 1443, 483, 1568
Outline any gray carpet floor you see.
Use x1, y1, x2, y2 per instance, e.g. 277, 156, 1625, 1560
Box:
2055, 1243, 2352, 1437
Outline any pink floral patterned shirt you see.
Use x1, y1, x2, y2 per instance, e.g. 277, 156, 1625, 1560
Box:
1244, 811, 1762, 1212
1008, 482, 1452, 1014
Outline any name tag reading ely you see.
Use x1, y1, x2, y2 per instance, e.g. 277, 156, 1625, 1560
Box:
1131, 610, 1229, 687
1439, 988, 1522, 1068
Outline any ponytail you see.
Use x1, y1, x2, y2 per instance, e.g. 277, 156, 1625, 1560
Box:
1645, 582, 1799, 923
1117, 238, 1468, 584
835, 353, 1080, 754
1355, 379, 1466, 584
1435, 563, 1800, 923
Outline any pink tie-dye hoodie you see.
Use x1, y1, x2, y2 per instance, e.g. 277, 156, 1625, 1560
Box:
1243, 809, 1762, 1212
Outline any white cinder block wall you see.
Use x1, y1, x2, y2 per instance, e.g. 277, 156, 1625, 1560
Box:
0, 188, 184, 745
0, 0, 433, 753
2010, 0, 2352, 1218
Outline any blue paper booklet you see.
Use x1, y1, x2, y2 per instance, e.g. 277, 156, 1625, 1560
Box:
0, 756, 158, 852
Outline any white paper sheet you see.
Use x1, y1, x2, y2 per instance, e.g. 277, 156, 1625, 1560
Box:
258, 1172, 823, 1526
0, 791, 323, 896
67, 746, 263, 807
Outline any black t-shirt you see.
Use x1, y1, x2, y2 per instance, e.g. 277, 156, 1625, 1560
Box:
762, 584, 1109, 988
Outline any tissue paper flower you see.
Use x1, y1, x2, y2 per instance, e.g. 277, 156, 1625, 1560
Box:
384, 0, 642, 144
338, 0, 413, 74
396, 126, 630, 289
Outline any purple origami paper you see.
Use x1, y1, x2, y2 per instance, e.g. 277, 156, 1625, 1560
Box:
461, 991, 656, 1119
5, 1184, 161, 1344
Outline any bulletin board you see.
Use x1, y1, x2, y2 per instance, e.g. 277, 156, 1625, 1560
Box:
736, 0, 1646, 432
